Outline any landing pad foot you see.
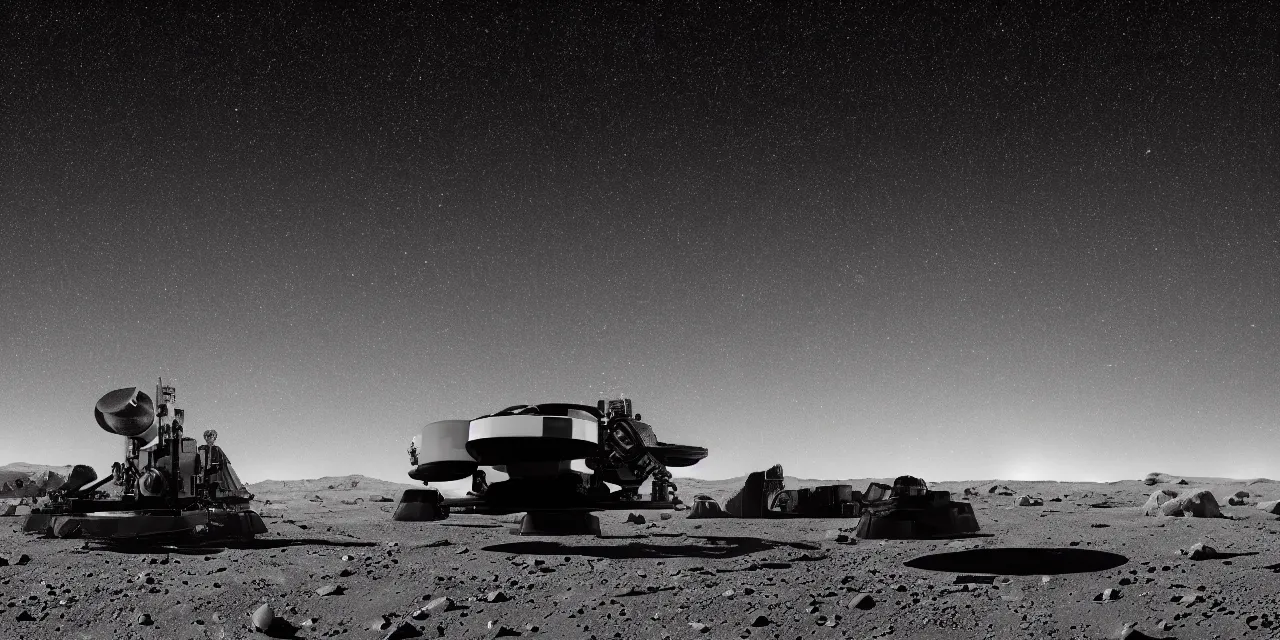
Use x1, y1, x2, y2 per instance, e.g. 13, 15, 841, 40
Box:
518, 510, 600, 536
394, 489, 447, 521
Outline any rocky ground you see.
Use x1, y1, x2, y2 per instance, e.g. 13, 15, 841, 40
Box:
2, 474, 1279, 640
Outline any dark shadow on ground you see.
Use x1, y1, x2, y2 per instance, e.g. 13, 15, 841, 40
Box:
1117, 631, 1176, 640
1261, 562, 1280, 573
262, 618, 301, 639
92, 537, 377, 554
1209, 551, 1258, 560
920, 532, 996, 540
482, 535, 821, 560
438, 522, 505, 528
904, 547, 1129, 575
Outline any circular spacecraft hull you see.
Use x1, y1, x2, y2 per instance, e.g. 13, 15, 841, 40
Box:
467, 413, 599, 465
409, 420, 479, 482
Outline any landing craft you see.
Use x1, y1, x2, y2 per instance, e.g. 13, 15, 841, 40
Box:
396, 398, 708, 534
688, 467, 981, 539
854, 475, 980, 539
23, 381, 266, 542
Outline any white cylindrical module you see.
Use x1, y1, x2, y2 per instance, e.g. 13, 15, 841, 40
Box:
407, 420, 479, 483
466, 411, 599, 465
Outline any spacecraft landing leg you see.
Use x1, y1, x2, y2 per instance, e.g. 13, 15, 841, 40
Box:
517, 510, 601, 536
393, 489, 447, 522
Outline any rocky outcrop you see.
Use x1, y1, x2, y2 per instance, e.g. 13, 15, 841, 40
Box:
0, 464, 72, 499
1142, 489, 1179, 515
983, 484, 1015, 496
1144, 488, 1222, 518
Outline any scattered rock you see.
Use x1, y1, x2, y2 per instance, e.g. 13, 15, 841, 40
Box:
688, 622, 710, 633
424, 596, 454, 614
1173, 478, 1188, 485
848, 593, 875, 610
252, 603, 275, 632
750, 615, 770, 627
15, 553, 30, 566
1017, 495, 1044, 507
1118, 622, 1162, 639
659, 512, 673, 520
315, 584, 345, 597
136, 613, 154, 626
484, 590, 510, 603
625, 513, 646, 525
15, 610, 36, 622
823, 530, 851, 543
1182, 543, 1218, 560
484, 623, 520, 639
1093, 588, 1121, 601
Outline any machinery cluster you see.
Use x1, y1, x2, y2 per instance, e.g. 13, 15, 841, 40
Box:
20, 386, 981, 541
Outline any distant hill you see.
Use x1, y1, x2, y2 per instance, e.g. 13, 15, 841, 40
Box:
247, 475, 441, 502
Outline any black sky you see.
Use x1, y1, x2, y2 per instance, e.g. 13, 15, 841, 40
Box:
3, 2, 1277, 482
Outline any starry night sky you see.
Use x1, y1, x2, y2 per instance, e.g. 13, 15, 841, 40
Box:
3, 2, 1277, 484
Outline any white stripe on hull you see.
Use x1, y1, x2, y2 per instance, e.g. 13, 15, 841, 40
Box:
468, 415, 598, 443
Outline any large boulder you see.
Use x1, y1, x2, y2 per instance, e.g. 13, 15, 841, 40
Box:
980, 483, 1015, 495
1158, 489, 1222, 518
1142, 489, 1180, 516
1143, 472, 1172, 486
1257, 500, 1280, 515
